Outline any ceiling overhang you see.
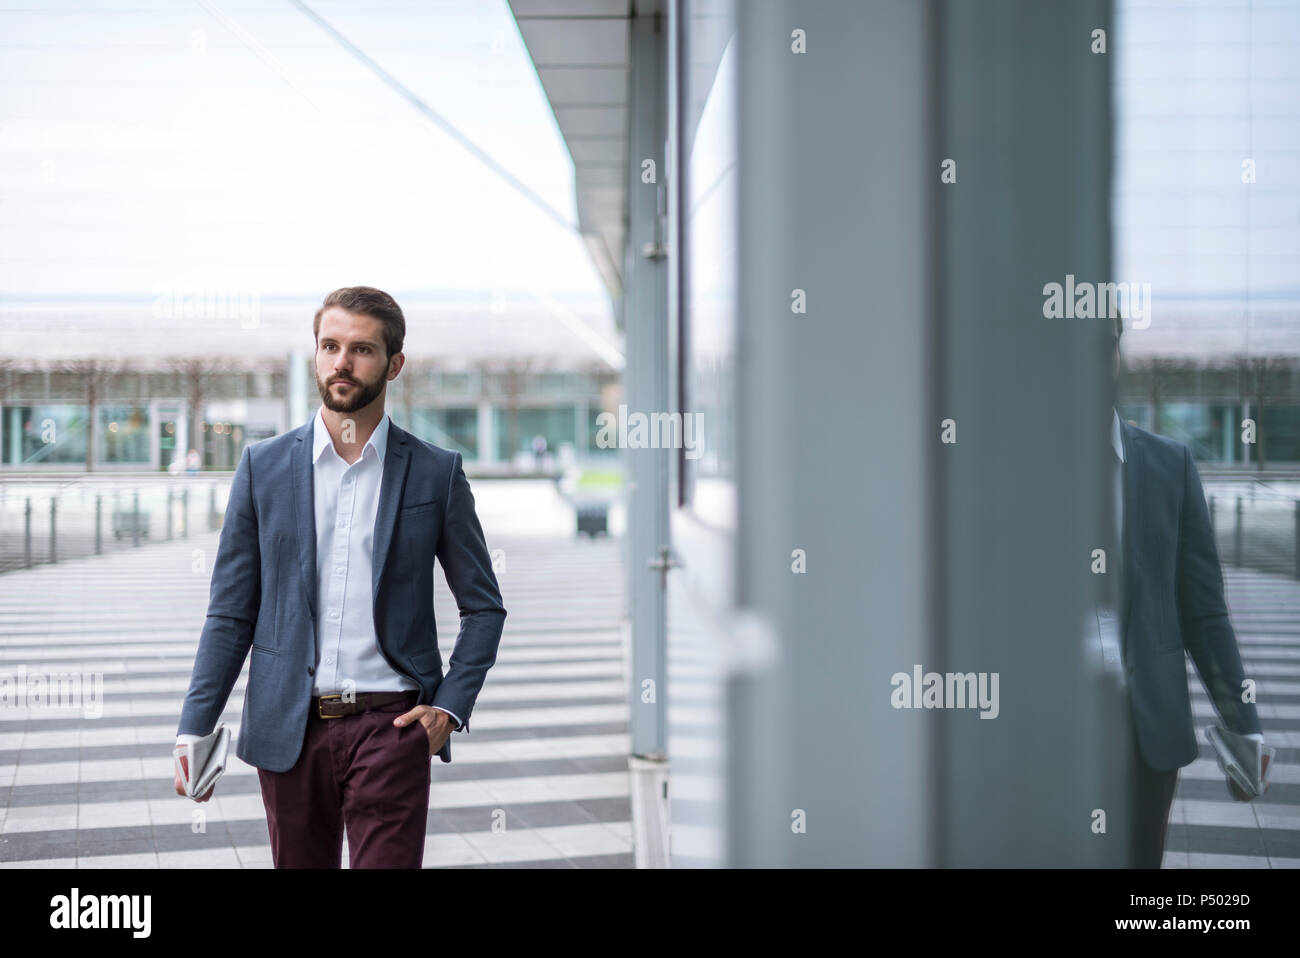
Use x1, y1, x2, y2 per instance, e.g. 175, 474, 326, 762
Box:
508, 0, 664, 326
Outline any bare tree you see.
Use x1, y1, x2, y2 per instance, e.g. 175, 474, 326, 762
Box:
51, 358, 133, 471
497, 358, 537, 471
396, 356, 435, 435
163, 357, 250, 470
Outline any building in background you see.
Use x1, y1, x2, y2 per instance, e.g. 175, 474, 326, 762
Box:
0, 293, 620, 472
0, 0, 623, 474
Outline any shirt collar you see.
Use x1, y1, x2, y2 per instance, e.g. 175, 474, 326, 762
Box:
312, 406, 390, 466
1112, 408, 1125, 463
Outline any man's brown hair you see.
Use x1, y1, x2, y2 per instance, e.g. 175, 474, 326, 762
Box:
313, 286, 405, 359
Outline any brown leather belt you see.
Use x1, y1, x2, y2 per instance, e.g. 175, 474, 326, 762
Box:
314, 690, 418, 719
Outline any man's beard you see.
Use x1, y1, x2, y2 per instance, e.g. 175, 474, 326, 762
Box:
317, 368, 386, 413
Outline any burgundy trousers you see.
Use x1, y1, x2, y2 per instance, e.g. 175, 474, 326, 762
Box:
1128, 717, 1180, 869
257, 691, 431, 868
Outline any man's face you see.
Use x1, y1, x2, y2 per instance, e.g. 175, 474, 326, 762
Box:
314, 306, 399, 414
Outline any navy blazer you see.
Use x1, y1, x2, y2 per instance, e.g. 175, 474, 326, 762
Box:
177, 415, 507, 772
1120, 419, 1261, 772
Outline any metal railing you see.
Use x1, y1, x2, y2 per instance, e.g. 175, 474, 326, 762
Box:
1204, 478, 1300, 579
0, 476, 232, 574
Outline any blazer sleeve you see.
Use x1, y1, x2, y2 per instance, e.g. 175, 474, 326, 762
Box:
1175, 445, 1262, 736
177, 444, 261, 738
430, 451, 507, 731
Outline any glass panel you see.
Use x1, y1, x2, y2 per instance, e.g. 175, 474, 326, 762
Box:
3, 405, 90, 465
493, 405, 576, 463
1155, 402, 1233, 463
200, 420, 243, 471
98, 405, 151, 465
410, 407, 478, 458
1260, 404, 1300, 465
680, 1, 738, 527
157, 411, 181, 473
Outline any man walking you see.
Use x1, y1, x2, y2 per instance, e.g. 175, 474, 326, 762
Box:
1108, 316, 1266, 867
174, 286, 506, 868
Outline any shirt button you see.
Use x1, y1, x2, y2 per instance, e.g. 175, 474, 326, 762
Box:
335, 566, 345, 574
329, 611, 339, 620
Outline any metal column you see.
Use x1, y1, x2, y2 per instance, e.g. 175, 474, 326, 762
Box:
625, 11, 671, 761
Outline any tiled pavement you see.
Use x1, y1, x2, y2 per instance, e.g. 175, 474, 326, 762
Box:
3, 504, 1297, 868
1164, 567, 1300, 868
0, 525, 631, 868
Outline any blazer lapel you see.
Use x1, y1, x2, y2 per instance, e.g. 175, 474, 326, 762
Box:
371, 420, 412, 615
291, 416, 318, 622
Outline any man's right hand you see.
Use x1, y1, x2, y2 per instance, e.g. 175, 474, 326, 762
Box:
173, 751, 215, 802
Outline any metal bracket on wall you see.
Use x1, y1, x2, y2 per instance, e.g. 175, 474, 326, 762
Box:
647, 543, 681, 589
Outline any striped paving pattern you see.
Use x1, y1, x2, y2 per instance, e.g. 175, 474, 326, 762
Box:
0, 528, 630, 868
1165, 567, 1300, 868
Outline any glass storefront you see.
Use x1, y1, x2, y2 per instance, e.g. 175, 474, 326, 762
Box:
409, 407, 479, 458
493, 405, 576, 462
97, 405, 151, 465
1118, 402, 1300, 467
201, 420, 245, 471
2, 405, 90, 465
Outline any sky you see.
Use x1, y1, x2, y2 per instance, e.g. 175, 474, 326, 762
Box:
1113, 0, 1300, 359
0, 0, 614, 307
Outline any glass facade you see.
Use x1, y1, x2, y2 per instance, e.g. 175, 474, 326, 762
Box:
97, 405, 151, 465
1118, 401, 1300, 467
200, 421, 244, 472
409, 407, 479, 458
678, 1, 738, 527
3, 405, 90, 465
1260, 405, 1300, 465
494, 405, 576, 462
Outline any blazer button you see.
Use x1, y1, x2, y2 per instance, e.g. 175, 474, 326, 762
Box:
307, 666, 315, 676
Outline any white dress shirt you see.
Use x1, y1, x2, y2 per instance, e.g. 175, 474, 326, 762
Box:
176, 407, 459, 755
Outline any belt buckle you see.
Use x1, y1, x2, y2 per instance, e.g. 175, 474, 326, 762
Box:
318, 693, 344, 719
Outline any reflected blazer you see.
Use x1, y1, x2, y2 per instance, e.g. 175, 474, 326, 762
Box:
1120, 420, 1260, 772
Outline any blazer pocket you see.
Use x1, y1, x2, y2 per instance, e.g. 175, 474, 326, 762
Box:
399, 498, 441, 518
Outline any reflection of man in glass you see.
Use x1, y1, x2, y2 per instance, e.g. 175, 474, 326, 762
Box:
1109, 315, 1266, 868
